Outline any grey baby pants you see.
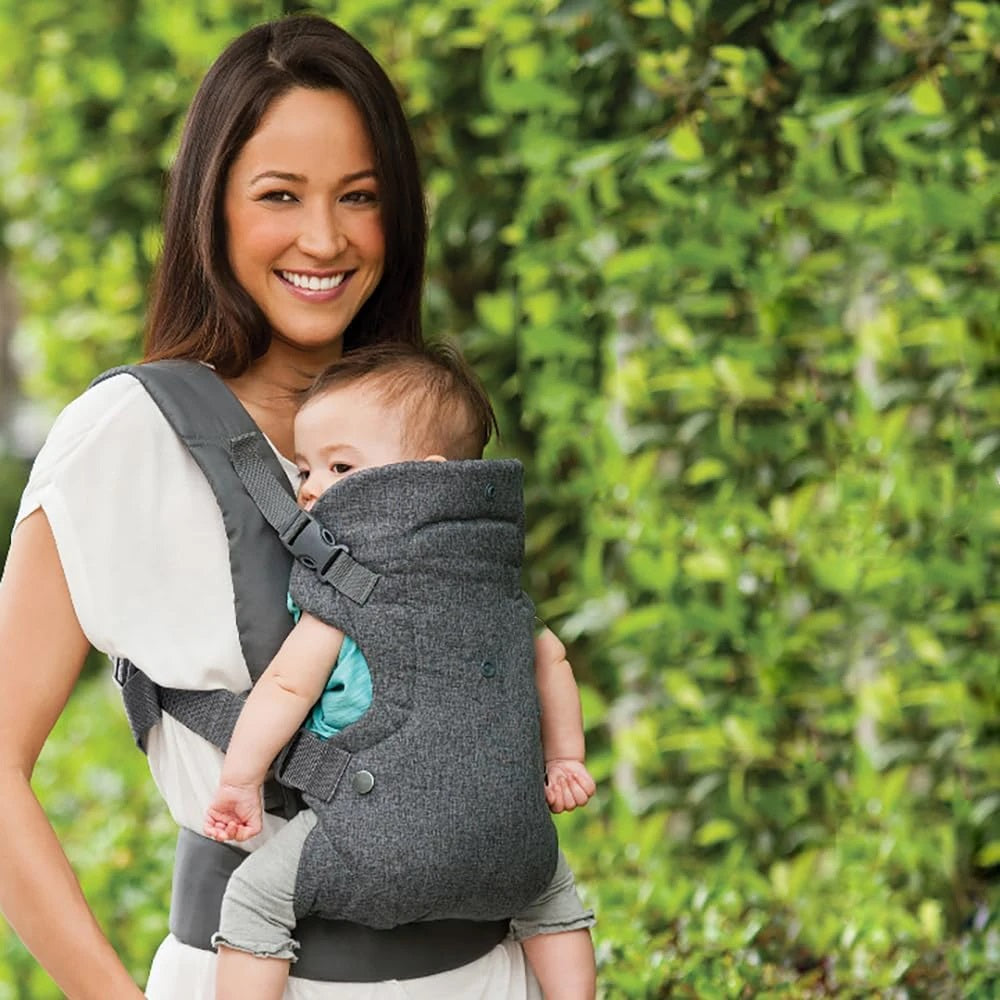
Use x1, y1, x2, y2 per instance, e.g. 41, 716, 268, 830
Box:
213, 809, 594, 961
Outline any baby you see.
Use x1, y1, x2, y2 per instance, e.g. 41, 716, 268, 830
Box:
204, 341, 597, 999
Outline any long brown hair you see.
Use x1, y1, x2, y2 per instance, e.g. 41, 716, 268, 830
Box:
144, 15, 426, 374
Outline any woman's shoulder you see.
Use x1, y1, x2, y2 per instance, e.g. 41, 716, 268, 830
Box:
18, 369, 192, 522
41, 368, 175, 457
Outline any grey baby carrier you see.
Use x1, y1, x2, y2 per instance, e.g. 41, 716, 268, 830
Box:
93, 360, 558, 976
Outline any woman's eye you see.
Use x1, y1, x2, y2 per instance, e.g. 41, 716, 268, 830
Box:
341, 189, 378, 206
260, 190, 297, 204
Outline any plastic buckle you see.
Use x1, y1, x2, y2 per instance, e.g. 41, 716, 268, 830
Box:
280, 510, 349, 574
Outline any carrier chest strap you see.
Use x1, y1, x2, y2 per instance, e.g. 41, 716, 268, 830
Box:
229, 433, 379, 605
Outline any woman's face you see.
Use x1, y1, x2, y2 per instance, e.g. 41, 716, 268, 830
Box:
224, 87, 385, 363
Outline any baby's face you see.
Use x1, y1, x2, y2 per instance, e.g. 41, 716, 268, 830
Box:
293, 384, 410, 510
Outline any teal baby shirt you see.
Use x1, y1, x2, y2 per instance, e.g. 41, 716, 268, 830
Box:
287, 593, 373, 737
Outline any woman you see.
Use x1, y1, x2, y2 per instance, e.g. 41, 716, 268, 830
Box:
0, 16, 545, 999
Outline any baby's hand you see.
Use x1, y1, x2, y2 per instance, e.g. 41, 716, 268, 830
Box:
203, 783, 264, 842
544, 758, 596, 813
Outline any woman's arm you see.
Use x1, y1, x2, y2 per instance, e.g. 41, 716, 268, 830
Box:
204, 612, 344, 841
533, 626, 597, 813
0, 510, 145, 1000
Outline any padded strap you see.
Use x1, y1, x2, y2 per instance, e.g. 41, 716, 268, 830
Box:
95, 361, 296, 680
230, 433, 379, 605
170, 829, 511, 982
114, 658, 243, 750
112, 660, 331, 807
159, 687, 246, 752
273, 728, 352, 802
113, 658, 163, 750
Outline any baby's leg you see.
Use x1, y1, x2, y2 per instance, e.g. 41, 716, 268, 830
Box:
522, 930, 596, 1000
511, 851, 597, 1000
215, 947, 290, 1000
212, 809, 318, 1000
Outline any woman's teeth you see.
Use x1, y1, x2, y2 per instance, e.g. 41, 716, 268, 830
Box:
280, 271, 346, 291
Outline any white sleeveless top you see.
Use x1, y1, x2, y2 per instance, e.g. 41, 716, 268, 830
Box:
15, 374, 538, 999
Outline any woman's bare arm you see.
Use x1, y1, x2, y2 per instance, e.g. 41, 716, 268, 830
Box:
0, 510, 145, 999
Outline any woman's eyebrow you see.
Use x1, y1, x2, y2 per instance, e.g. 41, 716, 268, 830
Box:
249, 169, 305, 185
248, 168, 378, 185
341, 169, 378, 184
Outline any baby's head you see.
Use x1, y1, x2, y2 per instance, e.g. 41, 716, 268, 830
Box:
294, 342, 499, 510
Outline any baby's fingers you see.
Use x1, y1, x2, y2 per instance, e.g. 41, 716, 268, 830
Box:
566, 776, 593, 807
546, 774, 573, 813
203, 815, 234, 841
569, 769, 596, 803
232, 817, 262, 842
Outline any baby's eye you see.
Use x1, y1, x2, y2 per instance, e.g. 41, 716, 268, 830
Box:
296, 468, 309, 482
331, 463, 353, 475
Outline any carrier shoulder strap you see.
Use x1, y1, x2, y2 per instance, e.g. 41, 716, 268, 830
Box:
101, 360, 297, 675
92, 360, 374, 813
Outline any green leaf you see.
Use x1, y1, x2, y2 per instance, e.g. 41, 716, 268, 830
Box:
910, 76, 945, 115
905, 624, 947, 668
694, 818, 738, 846
684, 458, 727, 485
682, 550, 731, 581
669, 121, 704, 161
475, 292, 516, 334
669, 0, 695, 35
631, 0, 667, 17
836, 120, 864, 175
974, 841, 1000, 867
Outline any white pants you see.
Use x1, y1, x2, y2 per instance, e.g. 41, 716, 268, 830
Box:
145, 933, 542, 999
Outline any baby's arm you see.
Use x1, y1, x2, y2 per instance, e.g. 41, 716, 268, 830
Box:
203, 612, 344, 842
534, 625, 597, 814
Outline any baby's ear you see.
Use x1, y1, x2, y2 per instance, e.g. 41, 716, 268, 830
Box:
423, 454, 447, 463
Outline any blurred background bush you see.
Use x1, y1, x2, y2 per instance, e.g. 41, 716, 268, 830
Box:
1, 1, 997, 996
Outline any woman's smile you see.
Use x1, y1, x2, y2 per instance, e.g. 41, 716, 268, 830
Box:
277, 269, 350, 294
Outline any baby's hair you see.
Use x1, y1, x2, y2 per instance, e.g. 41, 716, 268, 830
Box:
301, 341, 500, 460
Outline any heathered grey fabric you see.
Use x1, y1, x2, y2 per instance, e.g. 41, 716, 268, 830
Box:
288, 459, 559, 929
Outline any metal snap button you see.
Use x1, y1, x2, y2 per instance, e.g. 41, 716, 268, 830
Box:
352, 770, 375, 794
485, 483, 496, 499
481, 660, 497, 678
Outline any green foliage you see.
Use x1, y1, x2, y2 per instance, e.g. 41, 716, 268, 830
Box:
0, 455, 27, 570
1, 0, 998, 995
0, 677, 174, 1000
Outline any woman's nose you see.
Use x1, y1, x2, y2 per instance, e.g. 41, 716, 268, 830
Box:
298, 204, 348, 259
